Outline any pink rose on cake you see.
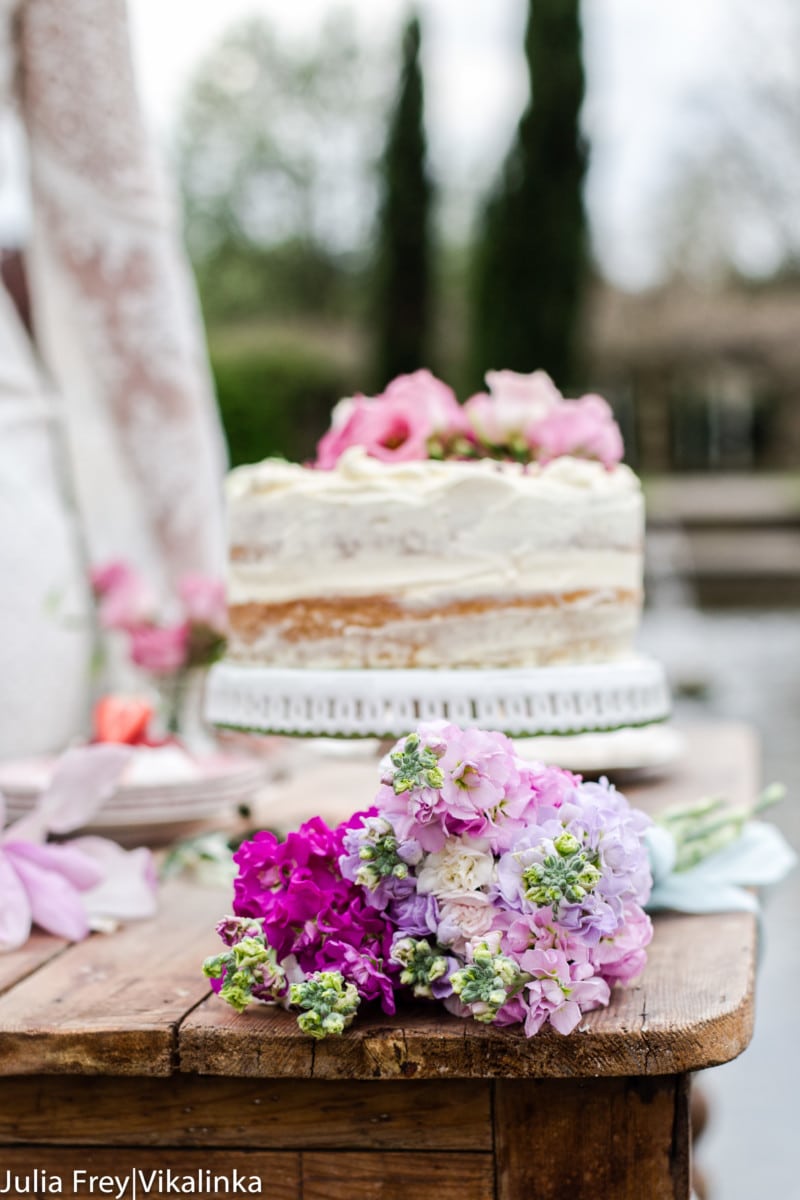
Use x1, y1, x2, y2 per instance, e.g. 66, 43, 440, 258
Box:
529, 394, 624, 469
315, 370, 468, 468
465, 369, 561, 450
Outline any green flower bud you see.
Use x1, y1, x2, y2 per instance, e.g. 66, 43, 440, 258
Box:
554, 832, 581, 857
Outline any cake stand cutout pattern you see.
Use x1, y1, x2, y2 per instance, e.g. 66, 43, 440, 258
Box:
206, 658, 671, 739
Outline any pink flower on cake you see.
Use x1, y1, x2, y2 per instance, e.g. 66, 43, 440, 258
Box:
129, 623, 189, 675
529, 394, 624, 469
315, 371, 467, 468
465, 369, 562, 447
383, 370, 469, 440
316, 393, 430, 467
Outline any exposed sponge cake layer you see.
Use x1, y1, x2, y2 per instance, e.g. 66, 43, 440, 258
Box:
228, 588, 641, 670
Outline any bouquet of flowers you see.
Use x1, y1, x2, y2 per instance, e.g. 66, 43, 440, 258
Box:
204, 722, 654, 1039
315, 369, 623, 471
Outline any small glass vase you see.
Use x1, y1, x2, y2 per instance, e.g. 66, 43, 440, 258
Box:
159, 668, 217, 755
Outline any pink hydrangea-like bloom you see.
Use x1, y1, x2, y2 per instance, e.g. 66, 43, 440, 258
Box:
528, 394, 624, 469
522, 949, 610, 1036
179, 574, 227, 634
589, 901, 653, 985
315, 370, 468, 468
465, 369, 562, 446
129, 623, 189, 675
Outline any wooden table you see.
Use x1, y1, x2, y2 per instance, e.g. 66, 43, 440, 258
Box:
0, 726, 759, 1200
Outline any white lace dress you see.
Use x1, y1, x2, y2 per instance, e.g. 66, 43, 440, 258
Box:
0, 0, 226, 756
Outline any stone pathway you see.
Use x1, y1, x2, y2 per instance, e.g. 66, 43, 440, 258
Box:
641, 608, 800, 1200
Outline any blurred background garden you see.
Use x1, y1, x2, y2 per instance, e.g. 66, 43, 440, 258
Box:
2, 2, 800, 1196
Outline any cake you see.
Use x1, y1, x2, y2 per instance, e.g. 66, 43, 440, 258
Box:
224, 370, 644, 671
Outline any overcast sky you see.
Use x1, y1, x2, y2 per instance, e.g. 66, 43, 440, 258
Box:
0, 0, 790, 288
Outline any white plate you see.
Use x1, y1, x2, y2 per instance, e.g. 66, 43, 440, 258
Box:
0, 752, 265, 839
513, 724, 686, 778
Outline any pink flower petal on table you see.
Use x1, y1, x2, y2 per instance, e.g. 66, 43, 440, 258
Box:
69, 837, 158, 922
549, 999, 583, 1035
0, 851, 33, 951
9, 744, 134, 842
3, 840, 105, 891
4, 848, 90, 942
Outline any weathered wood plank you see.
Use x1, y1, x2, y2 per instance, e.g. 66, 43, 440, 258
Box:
0, 882, 225, 1076
301, 1151, 494, 1200
0, 933, 67, 997
494, 1076, 690, 1200
0, 1148, 299, 1198
0, 1075, 492, 1150
179, 908, 755, 1079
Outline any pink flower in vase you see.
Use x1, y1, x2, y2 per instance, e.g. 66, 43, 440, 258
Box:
129, 623, 189, 675
179, 574, 228, 635
528, 394, 624, 468
91, 560, 157, 632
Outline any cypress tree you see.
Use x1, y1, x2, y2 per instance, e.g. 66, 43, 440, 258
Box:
469, 0, 587, 390
373, 15, 433, 387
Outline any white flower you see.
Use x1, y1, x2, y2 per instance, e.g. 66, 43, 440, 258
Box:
416, 837, 495, 899
437, 893, 498, 956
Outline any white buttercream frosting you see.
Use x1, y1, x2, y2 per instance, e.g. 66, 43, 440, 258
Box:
226, 449, 644, 607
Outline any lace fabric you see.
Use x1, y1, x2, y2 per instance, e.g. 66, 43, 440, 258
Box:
0, 0, 227, 753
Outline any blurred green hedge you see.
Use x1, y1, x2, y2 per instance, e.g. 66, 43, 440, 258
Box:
210, 343, 350, 467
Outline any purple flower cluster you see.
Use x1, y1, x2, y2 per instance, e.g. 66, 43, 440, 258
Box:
230, 812, 397, 1012
207, 722, 653, 1039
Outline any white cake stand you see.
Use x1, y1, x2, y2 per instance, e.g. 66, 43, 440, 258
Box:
205, 657, 670, 739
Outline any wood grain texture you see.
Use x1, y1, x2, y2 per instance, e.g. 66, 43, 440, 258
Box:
0, 1075, 492, 1150
301, 1151, 494, 1200
0, 933, 66, 997
180, 908, 755, 1079
0, 881, 224, 1077
0, 1148, 299, 1198
494, 1076, 691, 1200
